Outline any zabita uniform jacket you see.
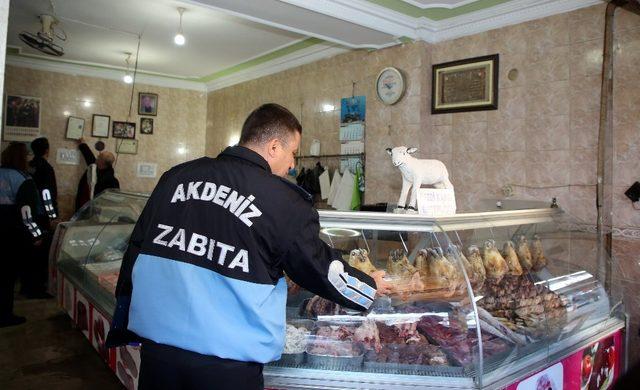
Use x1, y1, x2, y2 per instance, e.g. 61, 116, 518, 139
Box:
106, 146, 377, 363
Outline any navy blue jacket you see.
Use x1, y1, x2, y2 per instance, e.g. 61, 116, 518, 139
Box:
107, 146, 376, 362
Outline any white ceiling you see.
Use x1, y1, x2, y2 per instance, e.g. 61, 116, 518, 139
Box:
400, 0, 481, 9
8, 0, 305, 78
6, 0, 602, 91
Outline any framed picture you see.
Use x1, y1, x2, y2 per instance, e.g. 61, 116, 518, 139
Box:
140, 117, 154, 134
65, 116, 85, 140
92, 114, 110, 138
431, 54, 499, 114
340, 95, 366, 124
138, 92, 158, 116
112, 121, 136, 139
116, 139, 138, 154
3, 94, 41, 141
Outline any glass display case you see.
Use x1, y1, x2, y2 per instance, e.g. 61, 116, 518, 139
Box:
52, 192, 626, 390
51, 190, 148, 315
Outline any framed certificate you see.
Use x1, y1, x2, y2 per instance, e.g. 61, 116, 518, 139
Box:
65, 116, 85, 140
116, 139, 138, 154
92, 114, 110, 138
432, 54, 499, 114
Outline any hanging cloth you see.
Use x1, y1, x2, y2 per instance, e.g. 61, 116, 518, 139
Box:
333, 170, 354, 211
319, 169, 331, 200
327, 170, 341, 206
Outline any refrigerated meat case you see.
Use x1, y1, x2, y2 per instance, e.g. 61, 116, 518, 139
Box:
51, 191, 627, 389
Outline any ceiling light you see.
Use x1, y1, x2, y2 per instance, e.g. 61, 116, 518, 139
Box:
122, 52, 133, 84
174, 7, 186, 46
322, 104, 335, 112
63, 110, 70, 116
83, 101, 91, 107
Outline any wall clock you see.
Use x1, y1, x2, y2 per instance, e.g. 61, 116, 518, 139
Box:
376, 67, 405, 105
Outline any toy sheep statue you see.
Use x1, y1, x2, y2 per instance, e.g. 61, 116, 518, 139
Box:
386, 146, 453, 213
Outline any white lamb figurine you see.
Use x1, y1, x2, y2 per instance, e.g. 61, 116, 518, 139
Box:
386, 146, 453, 213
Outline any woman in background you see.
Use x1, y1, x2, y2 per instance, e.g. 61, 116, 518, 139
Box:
0, 142, 44, 327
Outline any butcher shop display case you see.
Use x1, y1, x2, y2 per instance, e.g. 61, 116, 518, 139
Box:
51, 193, 626, 390
51, 190, 148, 318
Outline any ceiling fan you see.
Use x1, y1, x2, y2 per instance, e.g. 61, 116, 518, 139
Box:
19, 14, 66, 57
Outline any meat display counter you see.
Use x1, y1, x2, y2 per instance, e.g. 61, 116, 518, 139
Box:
51, 192, 627, 390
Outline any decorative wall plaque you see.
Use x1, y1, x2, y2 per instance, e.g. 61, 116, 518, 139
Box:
431, 54, 499, 114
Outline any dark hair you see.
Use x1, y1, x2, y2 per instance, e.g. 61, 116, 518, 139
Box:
239, 103, 302, 146
1, 142, 29, 171
31, 137, 50, 157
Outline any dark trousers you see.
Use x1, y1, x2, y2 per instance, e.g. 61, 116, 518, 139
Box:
139, 341, 264, 390
21, 234, 51, 296
0, 234, 19, 319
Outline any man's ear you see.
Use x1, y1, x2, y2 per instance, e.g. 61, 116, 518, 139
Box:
266, 138, 279, 158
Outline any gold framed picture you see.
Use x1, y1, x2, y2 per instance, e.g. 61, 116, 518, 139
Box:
431, 54, 499, 114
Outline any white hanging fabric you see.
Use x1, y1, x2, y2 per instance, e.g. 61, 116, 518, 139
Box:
333, 170, 354, 211
327, 170, 342, 206
319, 169, 331, 200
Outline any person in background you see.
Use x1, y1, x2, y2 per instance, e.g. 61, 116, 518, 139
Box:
106, 103, 390, 389
23, 137, 58, 298
75, 138, 120, 211
0, 142, 44, 327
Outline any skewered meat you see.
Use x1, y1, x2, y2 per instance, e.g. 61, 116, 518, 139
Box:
386, 249, 417, 276
531, 235, 547, 271
516, 236, 534, 270
415, 249, 429, 276
407, 271, 425, 292
502, 241, 523, 276
482, 240, 509, 283
348, 248, 378, 275
467, 245, 486, 290
427, 248, 460, 295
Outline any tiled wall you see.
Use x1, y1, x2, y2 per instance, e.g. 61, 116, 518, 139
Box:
3, 66, 207, 219
206, 42, 431, 206
205, 3, 640, 365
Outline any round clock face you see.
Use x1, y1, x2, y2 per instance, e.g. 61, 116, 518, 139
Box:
376, 67, 405, 105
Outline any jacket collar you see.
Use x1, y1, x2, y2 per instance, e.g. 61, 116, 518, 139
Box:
219, 146, 272, 174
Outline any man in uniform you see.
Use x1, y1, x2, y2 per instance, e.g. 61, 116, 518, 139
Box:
107, 103, 389, 389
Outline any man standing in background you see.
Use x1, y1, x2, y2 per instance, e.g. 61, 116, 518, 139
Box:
75, 138, 119, 210
24, 137, 57, 298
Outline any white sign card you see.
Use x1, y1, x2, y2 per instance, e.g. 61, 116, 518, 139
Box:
136, 163, 157, 178
56, 148, 80, 165
417, 188, 457, 217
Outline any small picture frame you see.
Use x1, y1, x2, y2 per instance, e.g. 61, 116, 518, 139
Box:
116, 139, 138, 154
140, 117, 154, 135
432, 54, 499, 114
138, 92, 158, 116
65, 116, 85, 140
112, 121, 136, 139
92, 114, 110, 138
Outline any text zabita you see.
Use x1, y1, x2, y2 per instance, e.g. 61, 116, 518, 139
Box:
153, 223, 250, 273
170, 181, 262, 227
